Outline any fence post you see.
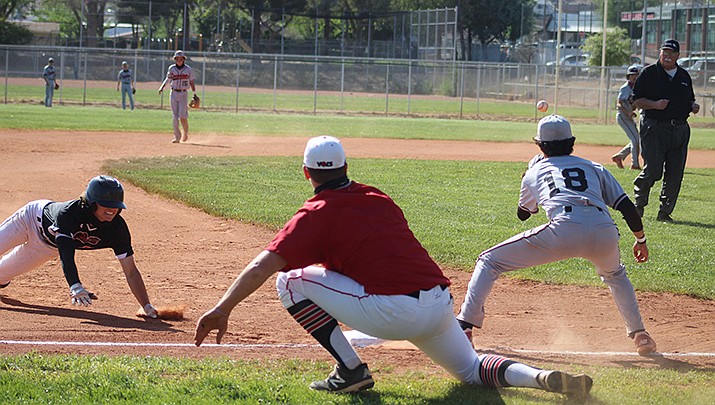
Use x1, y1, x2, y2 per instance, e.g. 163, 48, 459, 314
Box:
459, 63, 465, 119
236, 55, 241, 112
82, 51, 87, 106
407, 61, 413, 115
273, 55, 278, 112
4, 48, 9, 104
340, 59, 345, 111
201, 52, 206, 107
384, 64, 389, 115
313, 56, 318, 114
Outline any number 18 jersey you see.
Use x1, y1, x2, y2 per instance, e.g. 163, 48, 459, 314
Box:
519, 155, 628, 220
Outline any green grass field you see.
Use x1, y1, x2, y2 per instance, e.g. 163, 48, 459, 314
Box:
1, 104, 714, 404
2, 104, 715, 149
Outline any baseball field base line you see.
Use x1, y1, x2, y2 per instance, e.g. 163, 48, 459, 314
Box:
1, 340, 715, 358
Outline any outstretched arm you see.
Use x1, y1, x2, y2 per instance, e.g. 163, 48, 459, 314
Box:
194, 250, 287, 346
118, 255, 151, 307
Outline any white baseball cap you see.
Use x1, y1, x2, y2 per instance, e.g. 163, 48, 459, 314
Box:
173, 50, 186, 60
534, 114, 574, 142
303, 136, 346, 169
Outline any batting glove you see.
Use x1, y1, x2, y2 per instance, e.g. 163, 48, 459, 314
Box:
69, 282, 93, 306
144, 303, 158, 319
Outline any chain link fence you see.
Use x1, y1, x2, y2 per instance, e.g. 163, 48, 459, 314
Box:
3, 45, 715, 121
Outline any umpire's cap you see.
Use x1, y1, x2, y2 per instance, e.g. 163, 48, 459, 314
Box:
86, 175, 126, 209
534, 114, 574, 142
304, 136, 346, 169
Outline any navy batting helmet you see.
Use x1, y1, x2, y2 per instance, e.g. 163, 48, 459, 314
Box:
627, 64, 642, 76
86, 175, 126, 209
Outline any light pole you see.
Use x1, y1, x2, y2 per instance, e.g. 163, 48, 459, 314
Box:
183, 0, 188, 50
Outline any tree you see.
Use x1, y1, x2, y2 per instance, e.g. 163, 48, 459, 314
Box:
34, 0, 107, 47
0, 20, 32, 44
458, 0, 533, 60
0, 0, 33, 20
582, 27, 631, 67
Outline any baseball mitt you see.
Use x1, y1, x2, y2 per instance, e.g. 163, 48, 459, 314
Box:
189, 94, 200, 109
132, 88, 136, 95
54, 83, 59, 90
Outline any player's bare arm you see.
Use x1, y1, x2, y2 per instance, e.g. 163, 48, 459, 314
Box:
118, 255, 152, 307
194, 250, 287, 345
158, 78, 169, 94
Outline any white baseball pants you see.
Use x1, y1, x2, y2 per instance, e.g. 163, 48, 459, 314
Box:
277, 266, 497, 385
458, 206, 645, 336
170, 90, 189, 140
615, 113, 641, 166
0, 200, 58, 285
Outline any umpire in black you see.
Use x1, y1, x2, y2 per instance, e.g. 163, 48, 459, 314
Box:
632, 39, 699, 222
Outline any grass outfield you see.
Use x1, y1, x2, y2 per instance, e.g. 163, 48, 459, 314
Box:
2, 105, 714, 404
1, 104, 715, 150
0, 82, 606, 119
106, 156, 715, 299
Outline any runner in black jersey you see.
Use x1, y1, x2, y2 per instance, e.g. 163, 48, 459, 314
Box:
0, 175, 158, 318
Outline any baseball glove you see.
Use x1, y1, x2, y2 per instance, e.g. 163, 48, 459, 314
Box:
132, 88, 136, 95
54, 83, 59, 90
189, 94, 200, 109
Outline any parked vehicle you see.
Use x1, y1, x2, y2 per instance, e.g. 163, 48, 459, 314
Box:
686, 57, 715, 80
546, 53, 590, 76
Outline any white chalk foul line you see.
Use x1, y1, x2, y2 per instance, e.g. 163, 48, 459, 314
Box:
0, 340, 319, 349
506, 348, 715, 358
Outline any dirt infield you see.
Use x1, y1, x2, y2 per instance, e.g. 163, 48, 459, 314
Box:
1, 129, 713, 374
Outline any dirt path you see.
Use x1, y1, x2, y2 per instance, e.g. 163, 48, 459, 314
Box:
1, 129, 713, 374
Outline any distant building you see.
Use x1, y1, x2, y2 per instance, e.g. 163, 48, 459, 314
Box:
11, 21, 60, 46
622, 3, 715, 58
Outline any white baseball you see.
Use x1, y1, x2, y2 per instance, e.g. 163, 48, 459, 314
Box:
537, 100, 549, 112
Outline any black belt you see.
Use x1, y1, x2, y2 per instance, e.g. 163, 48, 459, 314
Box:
564, 206, 602, 213
644, 118, 687, 126
172, 89, 186, 92
405, 284, 448, 299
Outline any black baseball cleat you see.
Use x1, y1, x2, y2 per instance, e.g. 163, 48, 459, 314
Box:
537, 370, 593, 399
0, 281, 9, 288
656, 212, 674, 222
310, 363, 374, 393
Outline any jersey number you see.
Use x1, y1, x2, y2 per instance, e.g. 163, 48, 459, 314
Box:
545, 168, 588, 196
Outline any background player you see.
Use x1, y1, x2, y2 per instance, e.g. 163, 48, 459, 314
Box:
116, 61, 135, 110
194, 136, 593, 399
457, 115, 657, 356
42, 57, 57, 107
158, 50, 196, 143
0, 175, 158, 318
612, 64, 642, 170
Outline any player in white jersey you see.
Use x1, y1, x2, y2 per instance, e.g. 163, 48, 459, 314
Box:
117, 61, 135, 110
42, 57, 57, 107
158, 50, 196, 143
457, 115, 658, 356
